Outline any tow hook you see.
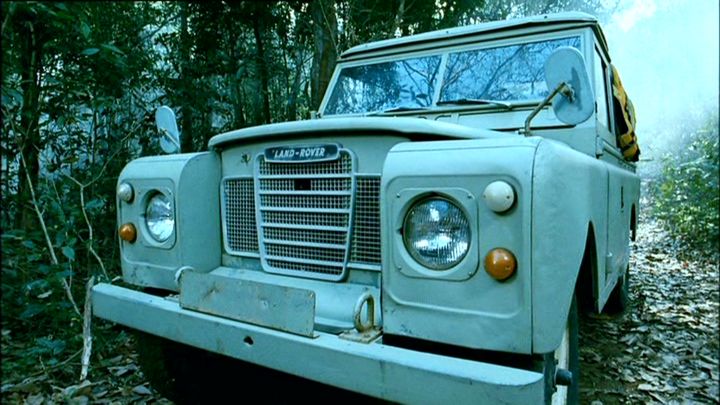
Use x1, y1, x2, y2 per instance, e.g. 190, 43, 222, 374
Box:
555, 368, 573, 386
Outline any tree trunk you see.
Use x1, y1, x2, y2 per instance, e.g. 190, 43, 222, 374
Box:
231, 79, 247, 129
179, 2, 194, 153
16, 13, 43, 230
252, 14, 271, 124
310, 0, 337, 111
287, 4, 308, 120
393, 0, 405, 36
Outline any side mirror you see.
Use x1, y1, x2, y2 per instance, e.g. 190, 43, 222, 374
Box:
155, 106, 181, 154
522, 47, 595, 135
545, 47, 595, 125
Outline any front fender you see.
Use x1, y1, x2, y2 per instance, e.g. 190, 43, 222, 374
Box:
531, 139, 607, 353
117, 152, 221, 291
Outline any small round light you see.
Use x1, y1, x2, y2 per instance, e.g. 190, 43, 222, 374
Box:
483, 181, 515, 213
484, 248, 517, 281
119, 223, 137, 243
145, 193, 174, 242
117, 183, 134, 203
403, 198, 471, 270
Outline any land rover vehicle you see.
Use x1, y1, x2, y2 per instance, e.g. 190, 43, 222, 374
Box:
93, 12, 640, 404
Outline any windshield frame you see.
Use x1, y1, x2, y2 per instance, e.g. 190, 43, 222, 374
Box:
319, 28, 588, 118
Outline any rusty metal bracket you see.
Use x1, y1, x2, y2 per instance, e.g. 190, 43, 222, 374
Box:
521, 82, 574, 136
340, 292, 382, 343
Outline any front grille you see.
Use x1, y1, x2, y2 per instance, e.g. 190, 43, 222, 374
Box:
257, 152, 354, 280
222, 150, 382, 280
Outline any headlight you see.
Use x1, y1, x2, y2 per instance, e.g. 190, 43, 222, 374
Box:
402, 197, 471, 270
145, 192, 174, 242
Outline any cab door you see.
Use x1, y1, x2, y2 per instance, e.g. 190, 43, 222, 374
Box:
593, 45, 630, 302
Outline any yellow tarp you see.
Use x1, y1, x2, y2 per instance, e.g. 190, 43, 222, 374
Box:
611, 65, 640, 162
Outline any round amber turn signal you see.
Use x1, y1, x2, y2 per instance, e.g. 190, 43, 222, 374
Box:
484, 248, 516, 281
119, 223, 137, 243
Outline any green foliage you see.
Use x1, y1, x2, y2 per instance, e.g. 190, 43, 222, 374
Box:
652, 113, 719, 254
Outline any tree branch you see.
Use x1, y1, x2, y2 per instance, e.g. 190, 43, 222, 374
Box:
64, 175, 108, 281
18, 151, 81, 318
79, 275, 95, 381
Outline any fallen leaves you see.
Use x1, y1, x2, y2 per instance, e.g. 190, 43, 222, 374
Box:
580, 218, 719, 404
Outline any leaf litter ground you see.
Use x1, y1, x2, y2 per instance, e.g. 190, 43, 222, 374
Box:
580, 218, 719, 404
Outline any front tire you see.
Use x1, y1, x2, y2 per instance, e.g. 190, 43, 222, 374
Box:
135, 331, 376, 404
135, 331, 245, 404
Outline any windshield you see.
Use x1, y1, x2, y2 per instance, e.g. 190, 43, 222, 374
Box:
324, 56, 442, 115
323, 36, 581, 116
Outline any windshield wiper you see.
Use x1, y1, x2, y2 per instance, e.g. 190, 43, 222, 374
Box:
365, 106, 429, 116
436, 98, 513, 109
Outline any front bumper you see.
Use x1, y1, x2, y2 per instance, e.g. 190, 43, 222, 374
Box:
92, 283, 544, 404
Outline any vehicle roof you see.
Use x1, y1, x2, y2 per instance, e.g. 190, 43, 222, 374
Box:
340, 11, 609, 60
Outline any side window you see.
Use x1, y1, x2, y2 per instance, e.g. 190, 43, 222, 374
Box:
593, 48, 609, 129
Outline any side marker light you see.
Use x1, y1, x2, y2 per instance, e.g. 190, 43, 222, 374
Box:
117, 183, 134, 203
483, 181, 515, 213
484, 248, 517, 281
119, 223, 137, 243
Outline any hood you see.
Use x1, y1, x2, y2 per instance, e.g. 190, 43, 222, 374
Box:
207, 117, 506, 149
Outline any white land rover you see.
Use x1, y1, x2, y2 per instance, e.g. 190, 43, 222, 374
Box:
95, 11, 640, 405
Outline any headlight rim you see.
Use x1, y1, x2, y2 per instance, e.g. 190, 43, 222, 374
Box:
144, 190, 175, 243
401, 195, 472, 271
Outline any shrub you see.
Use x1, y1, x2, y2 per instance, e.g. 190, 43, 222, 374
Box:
652, 112, 719, 254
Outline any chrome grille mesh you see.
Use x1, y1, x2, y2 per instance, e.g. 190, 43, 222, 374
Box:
223, 178, 258, 253
351, 177, 382, 264
222, 150, 382, 280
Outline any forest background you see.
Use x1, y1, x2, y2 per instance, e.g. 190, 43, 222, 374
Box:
1, 0, 717, 401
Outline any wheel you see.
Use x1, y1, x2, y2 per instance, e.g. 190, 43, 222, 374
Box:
135, 331, 247, 404
135, 331, 376, 404
604, 265, 630, 314
544, 293, 580, 405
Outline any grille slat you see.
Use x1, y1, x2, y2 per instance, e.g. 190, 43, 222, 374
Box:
265, 239, 346, 250
258, 174, 353, 180
262, 223, 349, 232
267, 259, 344, 275
266, 244, 346, 262
259, 190, 353, 196
264, 227, 347, 245
265, 255, 346, 268
222, 150, 382, 279
263, 211, 348, 228
259, 155, 352, 176
260, 194, 351, 210
261, 207, 351, 214
260, 178, 352, 191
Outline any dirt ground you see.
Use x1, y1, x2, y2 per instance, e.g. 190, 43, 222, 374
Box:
2, 219, 718, 404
